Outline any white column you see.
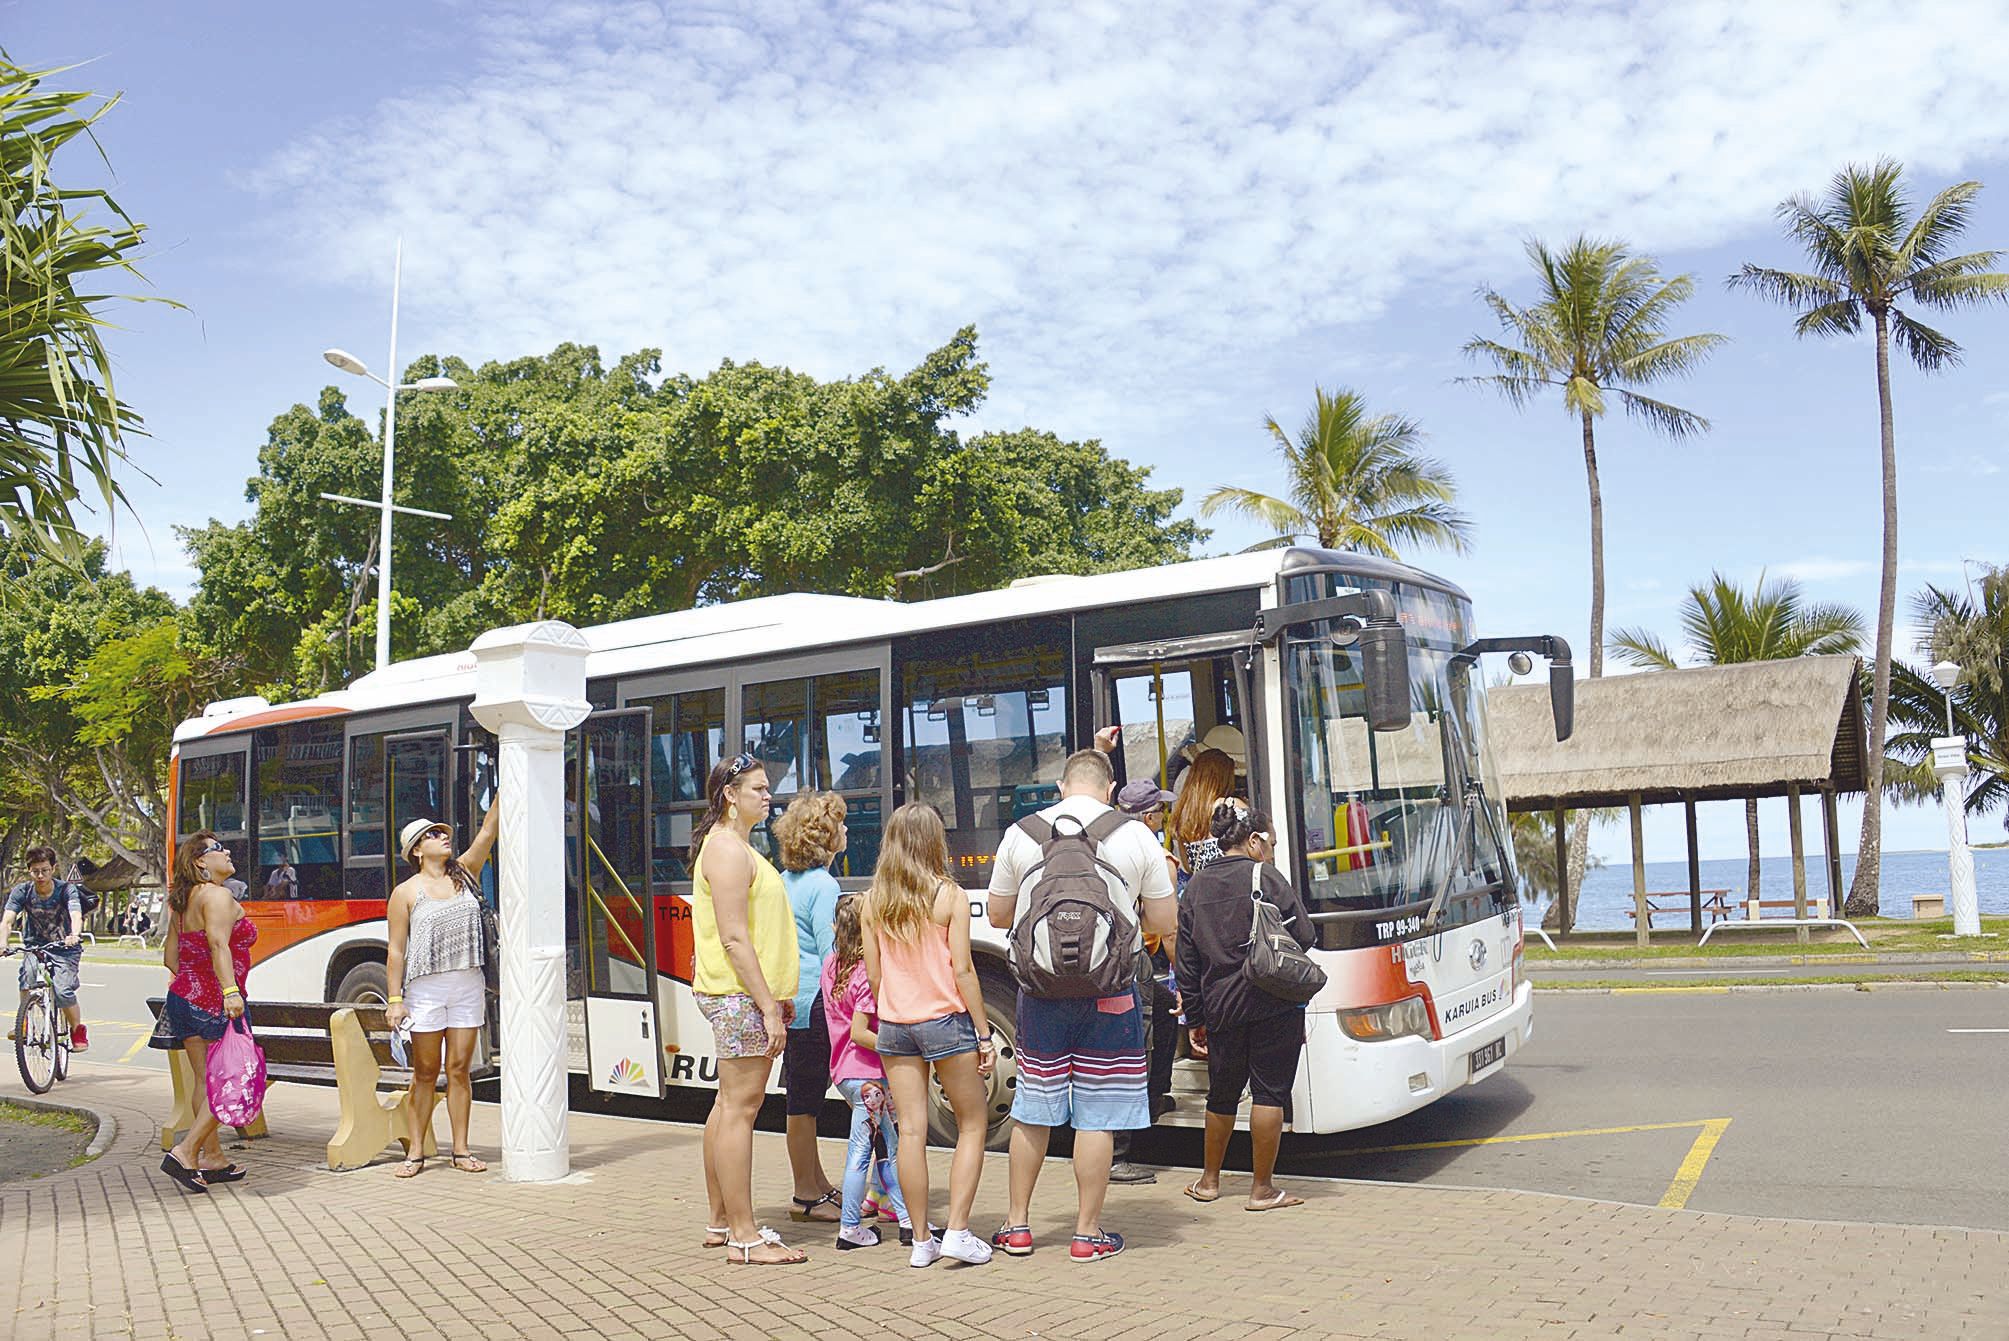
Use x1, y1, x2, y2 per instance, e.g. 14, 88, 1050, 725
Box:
469, 620, 592, 1181
1932, 737, 1979, 936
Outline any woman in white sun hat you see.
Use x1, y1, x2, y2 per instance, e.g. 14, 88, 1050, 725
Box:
385, 808, 498, 1177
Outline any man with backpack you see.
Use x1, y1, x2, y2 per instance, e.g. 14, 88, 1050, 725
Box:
1, 846, 93, 1051
986, 749, 1175, 1262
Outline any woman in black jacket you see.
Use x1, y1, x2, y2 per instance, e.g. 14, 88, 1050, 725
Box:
1175, 798, 1316, 1210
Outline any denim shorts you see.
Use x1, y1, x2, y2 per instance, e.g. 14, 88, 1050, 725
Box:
875, 1010, 978, 1061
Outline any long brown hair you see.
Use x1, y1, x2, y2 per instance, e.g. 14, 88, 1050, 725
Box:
168, 831, 218, 915
831, 893, 866, 990
864, 803, 951, 943
689, 752, 762, 860
1171, 748, 1237, 844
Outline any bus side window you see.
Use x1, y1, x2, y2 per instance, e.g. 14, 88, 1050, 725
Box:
253, 719, 344, 900
177, 746, 250, 875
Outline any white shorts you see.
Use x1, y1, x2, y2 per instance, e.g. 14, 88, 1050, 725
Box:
404, 967, 486, 1032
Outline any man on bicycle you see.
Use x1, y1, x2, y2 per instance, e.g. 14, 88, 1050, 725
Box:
1, 846, 89, 1051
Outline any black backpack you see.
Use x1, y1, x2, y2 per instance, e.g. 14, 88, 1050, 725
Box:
1007, 810, 1137, 1000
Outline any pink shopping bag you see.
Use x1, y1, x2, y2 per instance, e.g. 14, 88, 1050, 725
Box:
207, 1015, 268, 1127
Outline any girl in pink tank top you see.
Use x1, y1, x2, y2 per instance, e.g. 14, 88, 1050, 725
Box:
861, 804, 996, 1267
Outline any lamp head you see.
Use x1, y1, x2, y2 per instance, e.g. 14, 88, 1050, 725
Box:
322, 348, 370, 377
1932, 660, 1962, 691
410, 376, 459, 392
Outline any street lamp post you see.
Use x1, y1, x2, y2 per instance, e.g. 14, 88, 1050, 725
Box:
1930, 660, 1980, 936
320, 239, 459, 671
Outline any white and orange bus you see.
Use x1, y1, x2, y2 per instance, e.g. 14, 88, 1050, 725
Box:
168, 546, 1571, 1145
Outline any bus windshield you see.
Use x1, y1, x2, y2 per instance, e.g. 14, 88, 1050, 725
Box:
1284, 583, 1514, 932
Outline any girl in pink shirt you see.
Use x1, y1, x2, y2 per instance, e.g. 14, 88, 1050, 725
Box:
821, 894, 914, 1248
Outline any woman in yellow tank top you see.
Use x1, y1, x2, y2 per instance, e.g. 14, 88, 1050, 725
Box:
690, 752, 805, 1265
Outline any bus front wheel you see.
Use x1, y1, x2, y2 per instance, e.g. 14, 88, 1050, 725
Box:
925, 965, 1019, 1152
333, 960, 389, 1006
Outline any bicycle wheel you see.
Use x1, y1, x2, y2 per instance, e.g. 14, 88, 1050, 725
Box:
52, 1012, 70, 1083
15, 993, 55, 1094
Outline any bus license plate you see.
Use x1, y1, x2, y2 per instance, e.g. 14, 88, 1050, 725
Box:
1467, 1037, 1506, 1075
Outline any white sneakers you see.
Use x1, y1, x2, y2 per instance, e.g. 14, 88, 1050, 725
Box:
909, 1227, 994, 1267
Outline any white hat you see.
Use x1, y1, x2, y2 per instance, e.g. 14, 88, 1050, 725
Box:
1198, 724, 1246, 768
399, 817, 447, 862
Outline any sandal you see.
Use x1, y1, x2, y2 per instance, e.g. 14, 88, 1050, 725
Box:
159, 1153, 209, 1194
449, 1152, 488, 1173
200, 1164, 247, 1183
725, 1232, 806, 1265
1246, 1189, 1304, 1212
789, 1189, 841, 1222
394, 1157, 426, 1179
1182, 1182, 1220, 1203
707, 1225, 780, 1249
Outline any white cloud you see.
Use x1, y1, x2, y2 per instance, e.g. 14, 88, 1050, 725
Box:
249, 0, 2009, 449
1775, 557, 1875, 583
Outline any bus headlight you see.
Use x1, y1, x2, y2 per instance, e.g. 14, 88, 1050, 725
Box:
1339, 994, 1434, 1042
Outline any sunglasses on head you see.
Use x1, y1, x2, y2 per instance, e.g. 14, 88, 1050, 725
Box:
723, 752, 758, 782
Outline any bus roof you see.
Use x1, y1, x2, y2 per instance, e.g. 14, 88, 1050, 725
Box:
175, 546, 1467, 742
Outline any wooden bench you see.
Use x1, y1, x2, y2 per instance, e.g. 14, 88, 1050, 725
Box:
1625, 889, 1733, 929
145, 998, 493, 1169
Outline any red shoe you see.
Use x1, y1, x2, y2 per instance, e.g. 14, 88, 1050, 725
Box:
991, 1224, 1033, 1257
70, 1024, 89, 1053
1069, 1230, 1124, 1262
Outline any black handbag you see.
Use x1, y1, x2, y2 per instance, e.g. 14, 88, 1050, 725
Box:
1242, 864, 1326, 1004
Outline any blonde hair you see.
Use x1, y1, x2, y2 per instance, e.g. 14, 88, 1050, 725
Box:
865, 803, 951, 943
773, 792, 846, 872
1171, 748, 1237, 844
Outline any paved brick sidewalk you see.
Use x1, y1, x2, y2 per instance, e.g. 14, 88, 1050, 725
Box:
4, 1063, 2004, 1340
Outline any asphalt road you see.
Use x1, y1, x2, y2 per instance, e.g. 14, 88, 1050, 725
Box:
57, 960, 2009, 1230
1531, 957, 2009, 983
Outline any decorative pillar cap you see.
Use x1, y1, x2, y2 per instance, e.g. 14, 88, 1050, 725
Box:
1931, 735, 1971, 778
469, 620, 593, 735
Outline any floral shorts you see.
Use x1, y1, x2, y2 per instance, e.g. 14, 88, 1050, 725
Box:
695, 992, 772, 1060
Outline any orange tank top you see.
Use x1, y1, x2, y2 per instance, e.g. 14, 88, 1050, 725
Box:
877, 917, 966, 1024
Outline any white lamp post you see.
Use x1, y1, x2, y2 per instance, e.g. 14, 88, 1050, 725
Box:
1930, 659, 1980, 936
319, 239, 459, 671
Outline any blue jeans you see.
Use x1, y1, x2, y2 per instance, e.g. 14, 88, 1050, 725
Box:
836, 1077, 911, 1230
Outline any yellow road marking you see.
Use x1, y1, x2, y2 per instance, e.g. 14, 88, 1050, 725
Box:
119, 1032, 152, 1063
1334, 1117, 1726, 1157
1658, 1118, 1732, 1209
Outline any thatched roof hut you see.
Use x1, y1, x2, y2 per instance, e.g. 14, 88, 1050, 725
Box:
1488, 655, 1867, 940
1489, 654, 1868, 810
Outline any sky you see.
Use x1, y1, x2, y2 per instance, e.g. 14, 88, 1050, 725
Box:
11, 0, 2009, 865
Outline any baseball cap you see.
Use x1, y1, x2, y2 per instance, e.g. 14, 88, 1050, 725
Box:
1116, 779, 1175, 816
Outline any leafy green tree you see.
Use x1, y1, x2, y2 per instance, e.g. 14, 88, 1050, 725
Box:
1883, 566, 2008, 832
1610, 572, 1864, 899
1, 54, 173, 558
1464, 236, 1725, 922
1732, 161, 2009, 916
1198, 386, 1469, 557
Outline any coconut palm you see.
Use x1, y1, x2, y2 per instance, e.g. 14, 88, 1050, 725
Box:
1610, 572, 1865, 901
1464, 236, 1725, 923
1883, 566, 2009, 832
1198, 386, 1472, 558
1731, 160, 2009, 916
1, 54, 168, 558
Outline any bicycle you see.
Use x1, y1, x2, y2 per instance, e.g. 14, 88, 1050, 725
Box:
3, 943, 73, 1094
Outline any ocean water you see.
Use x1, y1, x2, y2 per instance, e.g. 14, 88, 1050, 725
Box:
1559, 847, 2009, 930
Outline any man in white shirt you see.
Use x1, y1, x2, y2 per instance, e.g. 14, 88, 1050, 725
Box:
985, 749, 1175, 1263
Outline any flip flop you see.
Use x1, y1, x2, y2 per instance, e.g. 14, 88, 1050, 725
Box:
159, 1154, 209, 1194
200, 1164, 246, 1183
1182, 1182, 1221, 1203
790, 1190, 841, 1222
1245, 1190, 1304, 1212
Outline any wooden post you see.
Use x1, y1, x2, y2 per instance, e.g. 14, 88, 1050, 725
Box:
1821, 789, 1844, 914
1631, 792, 1649, 948
1789, 783, 1808, 945
1685, 798, 1703, 942
1553, 804, 1571, 935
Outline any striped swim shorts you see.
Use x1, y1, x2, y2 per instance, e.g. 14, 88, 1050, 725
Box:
1009, 989, 1150, 1132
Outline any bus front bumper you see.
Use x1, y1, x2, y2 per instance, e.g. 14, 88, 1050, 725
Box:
1299, 981, 1535, 1134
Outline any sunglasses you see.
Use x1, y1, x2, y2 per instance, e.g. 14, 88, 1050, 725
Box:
723, 752, 758, 782
199, 842, 227, 857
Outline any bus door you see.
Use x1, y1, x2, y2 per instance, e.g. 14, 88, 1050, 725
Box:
384, 730, 454, 875
576, 708, 664, 1098
1091, 629, 1262, 815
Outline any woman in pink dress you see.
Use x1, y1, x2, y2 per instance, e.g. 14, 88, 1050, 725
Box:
155, 830, 257, 1192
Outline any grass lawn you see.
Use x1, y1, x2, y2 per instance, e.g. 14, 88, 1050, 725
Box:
1534, 970, 2009, 990
1525, 915, 2009, 961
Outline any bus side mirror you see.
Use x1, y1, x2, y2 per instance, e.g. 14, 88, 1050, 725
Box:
1550, 663, 1575, 742
1357, 619, 1412, 732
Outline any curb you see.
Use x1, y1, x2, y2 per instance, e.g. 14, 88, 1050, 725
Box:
1534, 979, 2009, 994
3, 1092, 118, 1161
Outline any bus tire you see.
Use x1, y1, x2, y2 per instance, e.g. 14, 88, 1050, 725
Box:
333, 960, 389, 1006
925, 963, 1019, 1152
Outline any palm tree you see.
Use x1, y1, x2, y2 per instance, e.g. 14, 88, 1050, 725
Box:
1610, 572, 1865, 901
1198, 386, 1472, 558
1883, 566, 2009, 833
0, 54, 168, 559
1464, 236, 1725, 924
1732, 160, 2009, 917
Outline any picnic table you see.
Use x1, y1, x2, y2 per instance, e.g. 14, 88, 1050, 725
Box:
1624, 889, 1733, 929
